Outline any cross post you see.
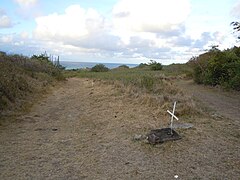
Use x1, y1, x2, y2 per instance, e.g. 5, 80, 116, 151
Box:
167, 101, 179, 135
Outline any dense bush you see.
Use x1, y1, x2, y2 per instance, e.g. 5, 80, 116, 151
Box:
149, 60, 163, 71
189, 46, 240, 91
91, 64, 109, 72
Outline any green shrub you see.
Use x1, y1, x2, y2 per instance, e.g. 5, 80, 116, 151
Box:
148, 60, 163, 71
229, 73, 240, 90
190, 47, 240, 90
118, 65, 129, 69
91, 64, 109, 72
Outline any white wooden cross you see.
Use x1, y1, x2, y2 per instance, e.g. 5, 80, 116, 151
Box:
167, 101, 179, 134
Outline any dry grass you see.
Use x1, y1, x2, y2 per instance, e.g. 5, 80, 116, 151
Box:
0, 52, 64, 115
112, 79, 199, 119
66, 67, 200, 119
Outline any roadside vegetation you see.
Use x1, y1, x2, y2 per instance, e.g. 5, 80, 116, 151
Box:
189, 46, 240, 91
0, 51, 65, 114
188, 22, 240, 90
64, 62, 198, 118
64, 61, 190, 93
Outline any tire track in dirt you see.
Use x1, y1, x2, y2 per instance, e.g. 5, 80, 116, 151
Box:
0, 78, 239, 179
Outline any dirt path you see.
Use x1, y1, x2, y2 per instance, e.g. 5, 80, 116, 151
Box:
0, 78, 239, 179
175, 80, 240, 122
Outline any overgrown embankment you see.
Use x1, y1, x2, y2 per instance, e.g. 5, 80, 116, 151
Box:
189, 46, 240, 91
0, 52, 64, 115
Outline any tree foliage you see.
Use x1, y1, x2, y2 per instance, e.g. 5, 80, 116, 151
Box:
91, 64, 109, 72
148, 60, 163, 71
189, 46, 240, 91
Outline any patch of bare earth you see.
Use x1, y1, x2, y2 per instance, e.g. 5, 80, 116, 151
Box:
175, 80, 240, 122
0, 78, 239, 179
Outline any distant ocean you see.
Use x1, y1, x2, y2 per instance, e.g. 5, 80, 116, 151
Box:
60, 61, 138, 70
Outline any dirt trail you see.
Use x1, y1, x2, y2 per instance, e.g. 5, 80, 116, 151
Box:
0, 78, 239, 179
176, 80, 240, 122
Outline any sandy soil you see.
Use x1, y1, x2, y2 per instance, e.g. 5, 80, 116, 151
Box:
0, 78, 239, 179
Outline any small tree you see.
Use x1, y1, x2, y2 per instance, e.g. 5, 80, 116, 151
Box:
148, 60, 163, 71
91, 64, 109, 72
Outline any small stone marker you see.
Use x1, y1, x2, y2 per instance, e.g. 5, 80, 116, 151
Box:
147, 101, 181, 144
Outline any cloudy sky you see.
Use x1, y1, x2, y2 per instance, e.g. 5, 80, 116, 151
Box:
0, 0, 240, 64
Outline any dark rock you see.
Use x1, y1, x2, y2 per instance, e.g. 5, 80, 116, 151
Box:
147, 128, 181, 144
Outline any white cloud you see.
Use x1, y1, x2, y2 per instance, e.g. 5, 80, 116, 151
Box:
231, 1, 240, 18
3, 1, 236, 65
33, 4, 126, 56
34, 5, 105, 41
14, 0, 40, 19
32, 4, 126, 61
0, 9, 13, 28
0, 15, 12, 28
20, 31, 29, 39
111, 0, 191, 58
15, 0, 38, 7
1, 35, 13, 43
32, 2, 193, 64
14, 41, 24, 46
112, 0, 190, 33
170, 35, 192, 47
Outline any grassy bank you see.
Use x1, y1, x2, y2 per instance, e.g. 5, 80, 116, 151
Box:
0, 52, 65, 115
65, 63, 199, 118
